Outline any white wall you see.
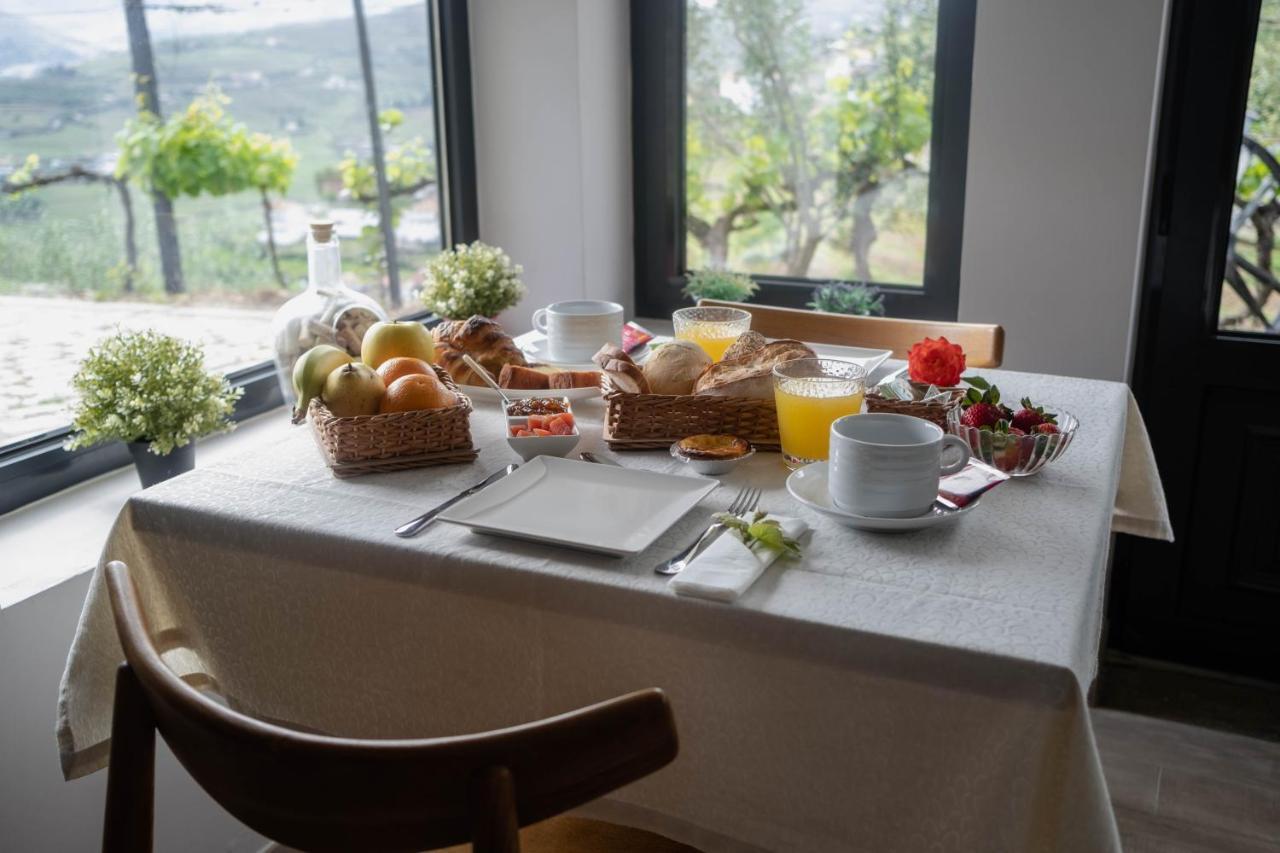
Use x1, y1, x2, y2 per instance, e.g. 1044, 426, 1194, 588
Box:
957, 0, 1171, 380
0, 573, 264, 851
470, 0, 633, 333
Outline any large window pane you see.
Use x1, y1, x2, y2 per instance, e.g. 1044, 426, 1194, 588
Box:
685, 0, 937, 284
0, 0, 443, 446
1219, 0, 1280, 336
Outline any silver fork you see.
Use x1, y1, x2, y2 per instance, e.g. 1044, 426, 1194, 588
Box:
656, 486, 761, 576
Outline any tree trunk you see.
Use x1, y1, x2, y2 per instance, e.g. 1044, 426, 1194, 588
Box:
260, 188, 286, 288
786, 234, 823, 279
123, 0, 184, 294
850, 186, 881, 282
114, 179, 137, 292
352, 0, 402, 308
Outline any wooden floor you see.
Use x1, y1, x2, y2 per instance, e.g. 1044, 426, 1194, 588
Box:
1094, 708, 1280, 852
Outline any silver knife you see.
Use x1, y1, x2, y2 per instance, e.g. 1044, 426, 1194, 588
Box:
394, 464, 519, 538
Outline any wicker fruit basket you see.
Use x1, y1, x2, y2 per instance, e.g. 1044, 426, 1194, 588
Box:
864, 385, 964, 428
601, 378, 780, 451
308, 365, 477, 477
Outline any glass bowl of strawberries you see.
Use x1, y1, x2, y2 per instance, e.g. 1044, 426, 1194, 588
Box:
945, 377, 1078, 476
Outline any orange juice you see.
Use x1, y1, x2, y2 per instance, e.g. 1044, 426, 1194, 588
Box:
774, 385, 865, 465
675, 329, 739, 362
772, 357, 867, 468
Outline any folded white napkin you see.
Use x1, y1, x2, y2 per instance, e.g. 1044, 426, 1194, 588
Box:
669, 515, 808, 603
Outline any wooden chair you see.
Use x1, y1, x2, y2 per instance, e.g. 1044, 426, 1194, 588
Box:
102, 561, 688, 853
697, 299, 1005, 367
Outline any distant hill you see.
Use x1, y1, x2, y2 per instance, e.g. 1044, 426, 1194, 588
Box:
0, 12, 87, 74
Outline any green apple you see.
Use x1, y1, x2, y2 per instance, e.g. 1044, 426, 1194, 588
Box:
360, 321, 435, 369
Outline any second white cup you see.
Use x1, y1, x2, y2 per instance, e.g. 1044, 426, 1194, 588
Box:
532, 300, 624, 363
828, 413, 970, 518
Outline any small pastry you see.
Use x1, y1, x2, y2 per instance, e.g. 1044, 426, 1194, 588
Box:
676, 434, 753, 461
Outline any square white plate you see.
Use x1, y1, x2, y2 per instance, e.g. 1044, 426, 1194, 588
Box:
436, 456, 718, 556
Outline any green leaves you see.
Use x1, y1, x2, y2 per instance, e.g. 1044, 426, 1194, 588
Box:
808, 281, 885, 315
116, 86, 297, 199
714, 510, 803, 558
682, 269, 758, 302
419, 241, 525, 319
66, 329, 243, 455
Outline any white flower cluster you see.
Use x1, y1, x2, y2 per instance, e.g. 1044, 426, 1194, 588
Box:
420, 241, 526, 319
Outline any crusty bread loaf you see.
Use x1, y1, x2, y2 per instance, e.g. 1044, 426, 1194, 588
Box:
603, 359, 649, 394
693, 340, 815, 399
721, 330, 767, 362
549, 370, 601, 390
499, 364, 552, 390
433, 315, 526, 386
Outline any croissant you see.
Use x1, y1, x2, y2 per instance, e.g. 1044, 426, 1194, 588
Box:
432, 315, 526, 385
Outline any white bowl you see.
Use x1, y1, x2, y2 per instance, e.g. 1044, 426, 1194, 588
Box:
506, 416, 581, 461
668, 441, 756, 475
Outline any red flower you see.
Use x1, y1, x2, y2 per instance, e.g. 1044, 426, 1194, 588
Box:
907, 336, 966, 387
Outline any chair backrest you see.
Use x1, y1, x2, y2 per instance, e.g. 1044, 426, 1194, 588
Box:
103, 561, 678, 853
697, 299, 1005, 367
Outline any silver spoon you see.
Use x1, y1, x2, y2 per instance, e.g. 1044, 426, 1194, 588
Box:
460, 353, 513, 409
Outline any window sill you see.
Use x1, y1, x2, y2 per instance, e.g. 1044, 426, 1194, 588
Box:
0, 411, 291, 610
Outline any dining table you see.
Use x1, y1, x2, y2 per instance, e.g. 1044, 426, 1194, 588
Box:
57, 347, 1172, 853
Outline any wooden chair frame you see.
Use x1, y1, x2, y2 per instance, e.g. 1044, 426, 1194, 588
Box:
102, 561, 678, 853
697, 299, 1005, 367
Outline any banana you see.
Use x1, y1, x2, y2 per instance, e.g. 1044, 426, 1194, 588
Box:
291, 344, 353, 423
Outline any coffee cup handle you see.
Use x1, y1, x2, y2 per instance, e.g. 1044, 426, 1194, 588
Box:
532, 308, 549, 334
939, 435, 970, 476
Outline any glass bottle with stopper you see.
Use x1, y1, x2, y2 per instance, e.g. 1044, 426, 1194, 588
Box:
270, 221, 387, 403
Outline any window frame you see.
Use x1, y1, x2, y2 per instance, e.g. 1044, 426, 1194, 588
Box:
630, 0, 976, 321
0, 0, 478, 516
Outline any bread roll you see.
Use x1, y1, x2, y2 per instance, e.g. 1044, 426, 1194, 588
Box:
641, 339, 712, 395
499, 364, 552, 390
603, 359, 650, 394
722, 330, 768, 362
593, 342, 631, 369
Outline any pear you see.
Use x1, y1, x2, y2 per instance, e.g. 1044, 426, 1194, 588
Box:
321, 362, 385, 418
291, 345, 353, 424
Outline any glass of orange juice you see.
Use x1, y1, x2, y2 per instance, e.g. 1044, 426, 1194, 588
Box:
672, 306, 752, 362
773, 358, 866, 469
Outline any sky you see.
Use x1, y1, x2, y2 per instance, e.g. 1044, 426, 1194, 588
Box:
0, 0, 421, 55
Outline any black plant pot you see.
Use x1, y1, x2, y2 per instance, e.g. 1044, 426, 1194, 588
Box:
127, 441, 196, 488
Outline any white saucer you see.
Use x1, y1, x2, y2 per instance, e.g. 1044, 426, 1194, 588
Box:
519, 336, 605, 369
785, 462, 979, 532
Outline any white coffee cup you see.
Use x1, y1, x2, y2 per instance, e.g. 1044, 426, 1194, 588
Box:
531, 300, 624, 363
828, 413, 970, 518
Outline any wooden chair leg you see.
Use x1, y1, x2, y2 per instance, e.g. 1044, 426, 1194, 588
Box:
103, 664, 155, 853
471, 766, 520, 853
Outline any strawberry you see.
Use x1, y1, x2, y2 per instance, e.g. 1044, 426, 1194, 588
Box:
1010, 397, 1057, 433
961, 402, 1002, 429
1034, 422, 1060, 435
959, 376, 1004, 429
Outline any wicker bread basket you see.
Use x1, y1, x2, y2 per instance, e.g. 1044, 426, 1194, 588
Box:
308, 364, 477, 477
601, 377, 780, 451
864, 385, 964, 428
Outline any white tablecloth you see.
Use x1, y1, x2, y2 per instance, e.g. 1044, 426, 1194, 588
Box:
57, 366, 1170, 852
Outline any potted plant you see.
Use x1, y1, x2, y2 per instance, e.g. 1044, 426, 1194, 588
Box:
808, 281, 885, 316
66, 330, 244, 488
419, 241, 526, 319
682, 269, 758, 303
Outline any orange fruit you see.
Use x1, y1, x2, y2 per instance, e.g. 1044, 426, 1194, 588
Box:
380, 372, 457, 413
375, 356, 432, 387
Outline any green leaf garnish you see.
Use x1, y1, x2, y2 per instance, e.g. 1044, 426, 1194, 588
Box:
713, 510, 802, 558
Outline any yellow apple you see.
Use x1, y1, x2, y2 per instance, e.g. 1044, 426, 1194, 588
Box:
360, 321, 435, 369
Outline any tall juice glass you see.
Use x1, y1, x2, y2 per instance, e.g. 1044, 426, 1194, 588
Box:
773, 358, 866, 469
672, 306, 752, 362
